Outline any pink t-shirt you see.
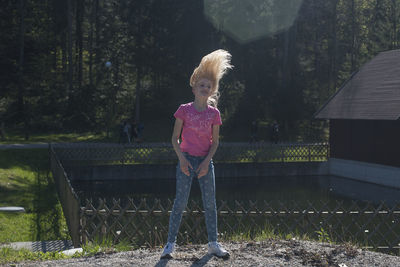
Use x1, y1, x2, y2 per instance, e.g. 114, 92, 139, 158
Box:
174, 102, 222, 157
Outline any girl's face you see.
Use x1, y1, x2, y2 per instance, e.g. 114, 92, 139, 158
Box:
193, 78, 213, 99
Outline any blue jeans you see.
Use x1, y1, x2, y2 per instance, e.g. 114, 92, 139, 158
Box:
166, 153, 218, 243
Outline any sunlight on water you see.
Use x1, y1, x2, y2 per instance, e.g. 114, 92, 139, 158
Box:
204, 0, 303, 43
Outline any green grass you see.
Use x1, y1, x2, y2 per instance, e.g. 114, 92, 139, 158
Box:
0, 149, 69, 244
0, 148, 136, 264
222, 221, 312, 244
0, 247, 70, 264
0, 237, 133, 265
0, 131, 111, 144
0, 213, 36, 243
78, 235, 133, 257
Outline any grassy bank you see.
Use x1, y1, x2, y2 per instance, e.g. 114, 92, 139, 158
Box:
0, 238, 133, 265
0, 148, 137, 264
0, 132, 110, 145
0, 149, 69, 244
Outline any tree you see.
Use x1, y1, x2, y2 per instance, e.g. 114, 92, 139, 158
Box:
1, 0, 399, 141
17, 0, 26, 131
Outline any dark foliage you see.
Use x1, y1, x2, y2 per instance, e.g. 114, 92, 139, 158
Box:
1, 0, 399, 141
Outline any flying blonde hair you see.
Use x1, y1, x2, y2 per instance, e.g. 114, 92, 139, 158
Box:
190, 49, 233, 107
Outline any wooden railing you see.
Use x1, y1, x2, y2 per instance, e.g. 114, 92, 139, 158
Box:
49, 143, 400, 254
50, 146, 81, 247
52, 142, 329, 166
80, 197, 400, 254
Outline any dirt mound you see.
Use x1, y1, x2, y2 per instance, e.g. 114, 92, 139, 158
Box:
12, 239, 400, 267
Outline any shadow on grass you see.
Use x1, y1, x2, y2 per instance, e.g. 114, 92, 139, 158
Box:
0, 149, 49, 171
0, 184, 36, 212
30, 170, 69, 241
0, 148, 69, 242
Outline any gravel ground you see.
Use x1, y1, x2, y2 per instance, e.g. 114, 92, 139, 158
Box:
7, 239, 400, 267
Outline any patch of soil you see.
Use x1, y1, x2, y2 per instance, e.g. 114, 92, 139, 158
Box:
10, 239, 400, 267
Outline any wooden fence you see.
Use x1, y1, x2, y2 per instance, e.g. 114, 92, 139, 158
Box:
49, 142, 400, 254
52, 142, 329, 166
50, 146, 81, 247
80, 197, 400, 254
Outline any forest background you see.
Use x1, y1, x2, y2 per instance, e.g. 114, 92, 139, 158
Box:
1, 0, 399, 142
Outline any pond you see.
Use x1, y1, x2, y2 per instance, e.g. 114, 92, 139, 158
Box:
73, 175, 400, 206
73, 175, 400, 253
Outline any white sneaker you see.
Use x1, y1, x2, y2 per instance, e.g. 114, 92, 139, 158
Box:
160, 242, 175, 259
208, 242, 230, 259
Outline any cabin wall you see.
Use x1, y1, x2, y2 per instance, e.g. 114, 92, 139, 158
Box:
329, 119, 400, 167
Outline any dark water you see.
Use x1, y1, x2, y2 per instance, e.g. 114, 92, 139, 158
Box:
73, 175, 400, 206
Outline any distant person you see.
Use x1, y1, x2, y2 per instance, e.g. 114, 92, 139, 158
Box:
271, 121, 279, 144
123, 121, 131, 144
131, 120, 138, 142
161, 49, 232, 260
250, 120, 258, 143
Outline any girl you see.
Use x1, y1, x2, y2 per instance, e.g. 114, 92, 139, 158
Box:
161, 49, 233, 259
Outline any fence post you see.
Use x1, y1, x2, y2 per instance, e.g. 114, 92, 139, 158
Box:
80, 209, 86, 245
326, 143, 330, 160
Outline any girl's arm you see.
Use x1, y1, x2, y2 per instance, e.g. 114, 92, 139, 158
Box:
197, 124, 220, 178
171, 118, 192, 175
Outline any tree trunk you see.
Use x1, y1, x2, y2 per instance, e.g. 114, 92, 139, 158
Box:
312, 0, 320, 81
76, 0, 84, 90
350, 0, 356, 72
329, 0, 339, 93
67, 0, 73, 96
391, 0, 398, 49
88, 0, 94, 87
135, 18, 143, 124
18, 0, 27, 138
94, 0, 100, 86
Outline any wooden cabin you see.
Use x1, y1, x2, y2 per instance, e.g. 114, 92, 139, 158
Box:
315, 49, 400, 168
